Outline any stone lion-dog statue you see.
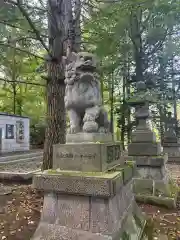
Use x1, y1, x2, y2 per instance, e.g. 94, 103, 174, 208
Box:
64, 51, 110, 134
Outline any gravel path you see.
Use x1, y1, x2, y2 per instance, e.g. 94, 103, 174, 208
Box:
0, 149, 42, 158
0, 159, 42, 173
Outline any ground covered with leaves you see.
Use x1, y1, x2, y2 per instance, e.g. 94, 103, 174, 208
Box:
0, 184, 43, 240
0, 182, 180, 240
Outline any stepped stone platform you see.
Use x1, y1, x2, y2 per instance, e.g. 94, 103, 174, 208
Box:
32, 134, 146, 240
163, 144, 180, 163
127, 114, 178, 208
162, 113, 180, 163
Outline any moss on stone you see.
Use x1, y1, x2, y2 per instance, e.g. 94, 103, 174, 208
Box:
47, 169, 122, 179
125, 161, 136, 167
168, 178, 179, 197
136, 194, 176, 209
114, 165, 133, 183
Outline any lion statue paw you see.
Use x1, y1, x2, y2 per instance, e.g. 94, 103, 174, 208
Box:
83, 121, 98, 133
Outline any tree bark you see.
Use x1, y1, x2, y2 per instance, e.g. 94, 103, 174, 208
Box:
42, 0, 66, 170
109, 73, 114, 136
130, 11, 144, 81
43, 62, 66, 170
126, 60, 131, 143
73, 0, 81, 52
121, 64, 126, 150
65, 0, 81, 55
158, 54, 165, 143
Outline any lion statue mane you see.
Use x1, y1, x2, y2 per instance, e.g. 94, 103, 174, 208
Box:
64, 51, 109, 134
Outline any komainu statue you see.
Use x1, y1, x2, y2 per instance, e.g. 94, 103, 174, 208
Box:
64, 52, 109, 133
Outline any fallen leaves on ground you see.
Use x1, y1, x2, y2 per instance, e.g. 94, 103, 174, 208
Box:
0, 177, 180, 239
0, 184, 43, 240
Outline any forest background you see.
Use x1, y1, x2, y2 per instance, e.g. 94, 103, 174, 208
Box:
1, 0, 180, 167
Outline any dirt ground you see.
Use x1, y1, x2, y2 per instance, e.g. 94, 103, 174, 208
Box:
0, 184, 43, 240
0, 183, 180, 240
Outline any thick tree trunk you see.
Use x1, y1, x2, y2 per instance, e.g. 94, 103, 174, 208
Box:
42, 62, 65, 170
42, 0, 66, 170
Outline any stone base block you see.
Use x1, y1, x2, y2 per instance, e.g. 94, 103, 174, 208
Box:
33, 171, 123, 198
163, 143, 180, 147
163, 146, 180, 154
33, 163, 136, 197
32, 176, 146, 240
163, 136, 178, 143
124, 155, 168, 181
163, 147, 180, 163
53, 142, 123, 172
128, 142, 161, 156
167, 156, 180, 163
32, 202, 145, 240
131, 130, 156, 143
136, 162, 168, 181
127, 155, 167, 166
133, 178, 178, 209
66, 133, 113, 143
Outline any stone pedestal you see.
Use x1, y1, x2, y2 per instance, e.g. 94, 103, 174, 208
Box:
127, 82, 178, 207
127, 121, 177, 208
66, 132, 113, 143
32, 134, 146, 240
53, 141, 123, 172
163, 132, 180, 163
163, 143, 180, 163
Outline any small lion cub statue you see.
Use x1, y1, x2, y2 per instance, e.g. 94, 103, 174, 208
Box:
64, 51, 109, 134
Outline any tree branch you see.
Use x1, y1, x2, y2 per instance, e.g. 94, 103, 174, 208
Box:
5, 0, 46, 12
0, 77, 46, 87
0, 20, 48, 38
146, 29, 168, 56
5, 0, 49, 53
0, 42, 44, 59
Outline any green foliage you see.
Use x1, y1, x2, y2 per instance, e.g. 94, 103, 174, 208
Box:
1, 0, 180, 147
83, 0, 180, 143
0, 3, 46, 126
30, 122, 46, 147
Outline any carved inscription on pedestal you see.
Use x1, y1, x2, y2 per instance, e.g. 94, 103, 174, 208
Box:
107, 145, 121, 163
57, 152, 97, 160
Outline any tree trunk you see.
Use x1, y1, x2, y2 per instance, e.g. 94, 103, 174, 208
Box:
109, 73, 114, 136
12, 47, 16, 114
130, 11, 144, 81
43, 63, 66, 170
42, 0, 66, 170
171, 59, 178, 134
158, 54, 165, 143
126, 59, 131, 143
121, 68, 126, 150
73, 0, 81, 52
